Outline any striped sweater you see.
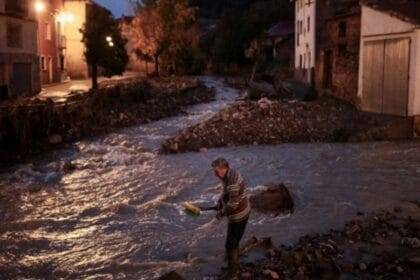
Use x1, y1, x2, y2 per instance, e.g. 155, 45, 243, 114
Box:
218, 168, 251, 223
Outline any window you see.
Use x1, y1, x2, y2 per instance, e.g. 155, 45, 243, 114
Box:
45, 22, 52, 41
5, 0, 28, 16
304, 53, 306, 68
40, 56, 47, 71
338, 21, 347, 38
308, 51, 311, 66
7, 22, 22, 48
307, 17, 310, 32
299, 55, 303, 68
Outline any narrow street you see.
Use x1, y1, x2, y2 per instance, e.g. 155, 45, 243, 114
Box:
1, 77, 419, 279
37, 72, 143, 103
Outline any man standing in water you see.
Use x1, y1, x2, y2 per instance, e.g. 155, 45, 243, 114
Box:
211, 158, 251, 280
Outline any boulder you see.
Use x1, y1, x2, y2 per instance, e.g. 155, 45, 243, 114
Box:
250, 183, 294, 214
240, 236, 273, 255
281, 80, 317, 101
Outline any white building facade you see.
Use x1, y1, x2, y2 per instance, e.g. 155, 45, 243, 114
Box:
295, 0, 316, 84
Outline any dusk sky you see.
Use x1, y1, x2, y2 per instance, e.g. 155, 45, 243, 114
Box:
94, 0, 137, 18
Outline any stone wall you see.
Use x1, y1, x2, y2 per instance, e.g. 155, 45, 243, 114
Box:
315, 13, 361, 106
0, 77, 214, 166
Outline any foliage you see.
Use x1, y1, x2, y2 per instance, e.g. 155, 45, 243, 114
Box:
123, 0, 199, 75
210, 0, 294, 68
81, 3, 128, 88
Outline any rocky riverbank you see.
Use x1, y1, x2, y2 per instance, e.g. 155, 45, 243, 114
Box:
0, 77, 215, 167
233, 201, 420, 280
161, 96, 412, 153
160, 201, 420, 280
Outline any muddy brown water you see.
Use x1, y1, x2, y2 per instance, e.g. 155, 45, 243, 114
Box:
1, 77, 420, 279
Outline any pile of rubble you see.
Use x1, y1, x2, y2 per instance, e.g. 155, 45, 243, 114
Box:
235, 201, 420, 279
161, 96, 411, 153
0, 77, 215, 167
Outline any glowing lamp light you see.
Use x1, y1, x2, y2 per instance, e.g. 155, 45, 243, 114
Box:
108, 41, 114, 47
66, 13, 75, 23
57, 12, 74, 23
35, 1, 46, 13
106, 36, 112, 42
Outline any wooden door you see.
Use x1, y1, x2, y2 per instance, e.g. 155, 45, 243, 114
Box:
323, 50, 333, 89
362, 38, 410, 116
12, 63, 32, 96
0, 64, 8, 99
382, 38, 410, 116
362, 40, 385, 113
48, 56, 53, 83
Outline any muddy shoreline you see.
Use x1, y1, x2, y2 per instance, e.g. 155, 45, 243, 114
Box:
0, 77, 215, 168
160, 201, 420, 279
231, 201, 420, 280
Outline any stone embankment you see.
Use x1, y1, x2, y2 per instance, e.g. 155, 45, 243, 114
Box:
0, 77, 215, 167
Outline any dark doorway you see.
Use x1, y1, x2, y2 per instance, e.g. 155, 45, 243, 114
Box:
12, 63, 32, 96
323, 50, 333, 89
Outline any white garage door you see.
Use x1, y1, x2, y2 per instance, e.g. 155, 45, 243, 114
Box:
362, 38, 410, 116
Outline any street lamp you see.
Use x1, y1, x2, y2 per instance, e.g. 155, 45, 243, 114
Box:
106, 36, 112, 42
108, 41, 114, 47
35, 1, 46, 13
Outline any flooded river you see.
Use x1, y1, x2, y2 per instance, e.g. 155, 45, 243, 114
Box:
1, 77, 420, 279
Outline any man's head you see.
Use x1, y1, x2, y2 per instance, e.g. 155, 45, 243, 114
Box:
212, 157, 229, 179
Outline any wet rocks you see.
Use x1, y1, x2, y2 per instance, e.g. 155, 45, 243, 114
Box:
219, 202, 420, 280
249, 184, 294, 214
158, 271, 185, 280
401, 237, 420, 248
109, 203, 137, 215
161, 96, 411, 154
62, 160, 77, 172
240, 236, 273, 256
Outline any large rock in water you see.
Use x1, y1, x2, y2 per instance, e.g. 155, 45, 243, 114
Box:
250, 183, 294, 215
